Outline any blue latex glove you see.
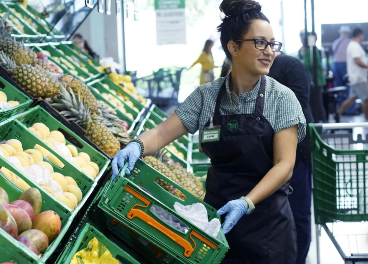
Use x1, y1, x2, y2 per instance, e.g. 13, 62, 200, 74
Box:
217, 199, 248, 234
111, 142, 141, 179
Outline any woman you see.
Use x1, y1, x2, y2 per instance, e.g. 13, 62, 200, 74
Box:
72, 33, 99, 60
191, 39, 215, 85
112, 0, 306, 263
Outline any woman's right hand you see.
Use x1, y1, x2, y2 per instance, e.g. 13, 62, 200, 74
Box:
111, 142, 141, 179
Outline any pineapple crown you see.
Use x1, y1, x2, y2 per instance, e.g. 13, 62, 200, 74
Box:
51, 84, 92, 128
0, 51, 16, 73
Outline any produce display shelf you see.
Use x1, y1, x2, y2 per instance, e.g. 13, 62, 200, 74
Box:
98, 160, 229, 264
136, 116, 188, 167
14, 106, 111, 181
62, 41, 101, 67
56, 222, 140, 264
29, 43, 94, 83
88, 78, 147, 134
0, 76, 32, 123
0, 2, 44, 42
148, 104, 190, 146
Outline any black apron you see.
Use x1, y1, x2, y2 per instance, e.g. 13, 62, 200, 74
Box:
202, 76, 297, 264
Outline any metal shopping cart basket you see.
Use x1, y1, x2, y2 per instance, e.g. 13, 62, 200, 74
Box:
310, 123, 368, 263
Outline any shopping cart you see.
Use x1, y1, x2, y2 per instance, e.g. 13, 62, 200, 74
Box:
310, 123, 368, 264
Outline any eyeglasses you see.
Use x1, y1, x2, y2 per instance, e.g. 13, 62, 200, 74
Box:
236, 38, 283, 52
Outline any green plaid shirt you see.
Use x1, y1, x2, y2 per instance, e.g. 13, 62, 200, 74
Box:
176, 76, 306, 144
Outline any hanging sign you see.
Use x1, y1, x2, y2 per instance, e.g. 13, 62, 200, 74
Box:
155, 0, 186, 45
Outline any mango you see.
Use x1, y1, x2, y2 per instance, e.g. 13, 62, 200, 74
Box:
35, 144, 51, 157
16, 236, 39, 255
7, 101, 19, 107
81, 165, 96, 179
6, 139, 23, 152
15, 178, 31, 191
3, 204, 32, 234
28, 127, 43, 138
63, 192, 78, 209
19, 229, 49, 254
55, 195, 73, 210
32, 210, 61, 242
24, 149, 43, 163
0, 91, 7, 101
65, 176, 77, 186
18, 188, 42, 215
66, 144, 78, 157
49, 131, 66, 144
41, 186, 55, 197
86, 162, 99, 174
32, 123, 50, 137
78, 152, 90, 162
0, 204, 18, 238
0, 144, 16, 156
14, 152, 34, 166
0, 147, 9, 158
10, 200, 35, 221
0, 167, 15, 182
46, 153, 64, 168
0, 187, 9, 204
66, 185, 82, 203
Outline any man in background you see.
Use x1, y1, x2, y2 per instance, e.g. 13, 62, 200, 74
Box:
268, 52, 313, 264
338, 28, 368, 120
332, 26, 351, 87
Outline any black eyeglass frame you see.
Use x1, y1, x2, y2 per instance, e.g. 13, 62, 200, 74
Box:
236, 38, 283, 52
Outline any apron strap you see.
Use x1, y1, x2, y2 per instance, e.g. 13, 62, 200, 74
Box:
254, 76, 266, 116
214, 75, 267, 116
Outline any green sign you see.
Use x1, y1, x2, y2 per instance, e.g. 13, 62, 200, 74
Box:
155, 0, 185, 10
227, 120, 238, 132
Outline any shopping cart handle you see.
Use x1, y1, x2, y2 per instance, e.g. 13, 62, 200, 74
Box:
312, 122, 368, 130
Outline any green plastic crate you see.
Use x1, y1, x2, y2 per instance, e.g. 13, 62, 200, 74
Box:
30, 44, 93, 83
14, 106, 110, 181
0, 76, 32, 123
88, 79, 145, 134
98, 159, 229, 264
62, 41, 101, 67
26, 5, 64, 40
90, 76, 150, 113
0, 2, 44, 42
150, 104, 169, 119
137, 118, 187, 167
57, 222, 140, 264
51, 43, 101, 80
0, 166, 74, 264
309, 124, 368, 224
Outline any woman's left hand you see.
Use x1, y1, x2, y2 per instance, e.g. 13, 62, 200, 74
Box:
217, 199, 248, 234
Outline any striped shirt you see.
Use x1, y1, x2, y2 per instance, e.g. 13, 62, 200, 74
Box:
175, 76, 306, 146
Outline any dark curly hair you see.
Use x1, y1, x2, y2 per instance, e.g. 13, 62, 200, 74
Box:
218, 0, 269, 60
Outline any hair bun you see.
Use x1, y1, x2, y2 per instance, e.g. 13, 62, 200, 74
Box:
220, 0, 261, 17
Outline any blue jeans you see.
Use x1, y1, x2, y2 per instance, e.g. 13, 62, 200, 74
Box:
289, 159, 312, 264
333, 62, 347, 87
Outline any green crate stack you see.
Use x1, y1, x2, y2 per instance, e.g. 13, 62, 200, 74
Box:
309, 124, 368, 224
62, 41, 101, 67
51, 43, 102, 81
5, 2, 63, 42
187, 134, 210, 177
56, 222, 140, 264
26, 5, 64, 40
29, 43, 94, 83
88, 78, 148, 134
0, 76, 33, 123
98, 159, 229, 264
0, 2, 43, 42
14, 106, 111, 181
0, 118, 110, 262
149, 104, 190, 146
136, 115, 188, 167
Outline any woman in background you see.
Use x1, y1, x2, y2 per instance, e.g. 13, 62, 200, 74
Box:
190, 39, 215, 85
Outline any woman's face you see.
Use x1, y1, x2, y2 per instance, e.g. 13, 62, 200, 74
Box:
235, 19, 276, 76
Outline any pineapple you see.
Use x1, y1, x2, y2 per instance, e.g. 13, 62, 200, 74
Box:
0, 51, 60, 98
51, 85, 120, 156
59, 75, 98, 113
36, 59, 57, 73
97, 101, 131, 147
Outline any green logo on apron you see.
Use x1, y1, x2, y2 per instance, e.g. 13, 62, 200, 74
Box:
227, 120, 238, 131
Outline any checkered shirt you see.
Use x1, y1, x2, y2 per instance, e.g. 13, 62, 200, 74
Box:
175, 76, 306, 144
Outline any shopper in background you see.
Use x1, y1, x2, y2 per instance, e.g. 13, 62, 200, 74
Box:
112, 0, 306, 263
190, 39, 215, 85
268, 52, 313, 264
220, 57, 232, 77
71, 33, 99, 60
332, 26, 351, 87
301, 32, 327, 122
338, 28, 368, 120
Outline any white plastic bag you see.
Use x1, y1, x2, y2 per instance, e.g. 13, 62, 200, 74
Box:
53, 141, 72, 161
7, 157, 25, 172
174, 202, 221, 237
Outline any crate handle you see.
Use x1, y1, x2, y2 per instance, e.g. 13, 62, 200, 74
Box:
124, 186, 217, 258
110, 218, 164, 259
